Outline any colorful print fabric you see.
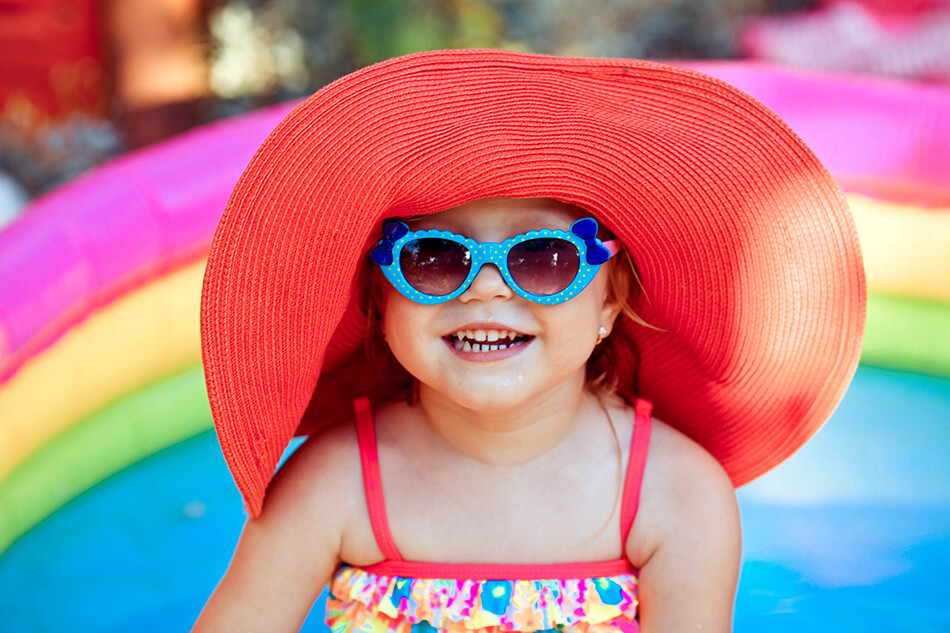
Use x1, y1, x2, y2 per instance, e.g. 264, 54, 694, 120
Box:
326, 566, 640, 633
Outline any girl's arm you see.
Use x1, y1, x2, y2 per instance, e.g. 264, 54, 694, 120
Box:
192, 427, 358, 632
629, 422, 742, 633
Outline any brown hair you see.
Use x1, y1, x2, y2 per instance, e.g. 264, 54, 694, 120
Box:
356, 251, 416, 401
585, 243, 656, 402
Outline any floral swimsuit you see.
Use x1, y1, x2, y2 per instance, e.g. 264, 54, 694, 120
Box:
327, 397, 653, 633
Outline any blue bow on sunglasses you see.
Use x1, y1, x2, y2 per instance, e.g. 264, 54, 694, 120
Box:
370, 217, 619, 305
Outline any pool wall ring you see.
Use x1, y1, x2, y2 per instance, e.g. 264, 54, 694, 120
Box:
0, 102, 296, 384
686, 62, 950, 208
0, 365, 210, 553
0, 63, 949, 558
0, 259, 205, 482
862, 292, 950, 378
848, 195, 950, 303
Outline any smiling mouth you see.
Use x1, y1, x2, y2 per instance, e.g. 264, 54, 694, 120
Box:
444, 329, 534, 353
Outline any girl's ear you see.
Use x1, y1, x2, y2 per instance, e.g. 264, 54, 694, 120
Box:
598, 290, 623, 340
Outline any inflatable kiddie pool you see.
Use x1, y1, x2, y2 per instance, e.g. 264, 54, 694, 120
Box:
0, 62, 948, 632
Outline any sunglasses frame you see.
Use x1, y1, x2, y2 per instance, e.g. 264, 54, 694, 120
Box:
371, 218, 620, 305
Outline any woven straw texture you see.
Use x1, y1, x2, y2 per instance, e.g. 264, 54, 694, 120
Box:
200, 49, 865, 517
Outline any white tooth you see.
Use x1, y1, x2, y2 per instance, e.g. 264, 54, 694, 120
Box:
466, 329, 475, 340
489, 345, 499, 351
455, 331, 464, 340
474, 330, 487, 342
486, 330, 499, 342
463, 341, 472, 352
454, 339, 463, 350
498, 343, 508, 350
499, 330, 508, 340
472, 343, 481, 352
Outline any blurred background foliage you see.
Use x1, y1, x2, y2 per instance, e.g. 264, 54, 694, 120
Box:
1, 0, 818, 213
206, 0, 818, 110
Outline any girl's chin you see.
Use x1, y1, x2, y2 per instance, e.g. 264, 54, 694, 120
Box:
419, 371, 585, 416
420, 376, 534, 410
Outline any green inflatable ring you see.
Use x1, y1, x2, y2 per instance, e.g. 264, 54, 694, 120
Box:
0, 365, 211, 552
862, 291, 950, 378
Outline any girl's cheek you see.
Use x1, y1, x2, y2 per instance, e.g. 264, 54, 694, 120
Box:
381, 294, 436, 358
380, 287, 413, 339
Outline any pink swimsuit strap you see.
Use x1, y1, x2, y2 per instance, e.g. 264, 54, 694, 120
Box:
353, 397, 404, 561
620, 398, 653, 544
352, 396, 653, 579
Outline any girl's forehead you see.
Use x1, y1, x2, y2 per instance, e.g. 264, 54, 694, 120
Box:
409, 197, 587, 236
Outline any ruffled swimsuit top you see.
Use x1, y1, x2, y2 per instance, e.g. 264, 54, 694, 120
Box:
327, 397, 654, 633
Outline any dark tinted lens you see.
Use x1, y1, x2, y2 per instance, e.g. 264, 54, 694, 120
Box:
400, 238, 471, 295
507, 238, 580, 295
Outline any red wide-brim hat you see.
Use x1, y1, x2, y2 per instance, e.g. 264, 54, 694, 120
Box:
201, 49, 865, 517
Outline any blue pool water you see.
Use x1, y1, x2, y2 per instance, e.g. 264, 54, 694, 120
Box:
1, 365, 948, 632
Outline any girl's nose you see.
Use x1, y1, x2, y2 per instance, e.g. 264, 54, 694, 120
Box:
459, 263, 514, 302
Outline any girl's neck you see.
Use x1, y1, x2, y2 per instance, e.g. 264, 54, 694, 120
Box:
415, 371, 595, 466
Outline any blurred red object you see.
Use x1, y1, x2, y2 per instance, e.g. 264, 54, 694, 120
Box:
108, 0, 209, 148
742, 0, 950, 82
0, 0, 107, 127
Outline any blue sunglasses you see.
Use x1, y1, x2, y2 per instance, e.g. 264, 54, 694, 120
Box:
370, 217, 620, 305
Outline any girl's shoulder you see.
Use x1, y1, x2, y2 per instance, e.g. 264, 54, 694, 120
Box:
646, 416, 733, 484
260, 414, 385, 565
263, 398, 419, 526
626, 413, 740, 567
607, 397, 731, 489
270, 417, 362, 487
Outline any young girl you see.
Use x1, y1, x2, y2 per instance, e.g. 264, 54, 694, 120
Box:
193, 50, 865, 633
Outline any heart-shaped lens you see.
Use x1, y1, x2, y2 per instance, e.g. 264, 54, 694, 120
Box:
400, 238, 472, 296
507, 238, 580, 295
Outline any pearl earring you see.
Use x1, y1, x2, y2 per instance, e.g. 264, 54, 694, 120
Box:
596, 325, 608, 344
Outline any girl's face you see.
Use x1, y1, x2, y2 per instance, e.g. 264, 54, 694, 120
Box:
379, 197, 622, 414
